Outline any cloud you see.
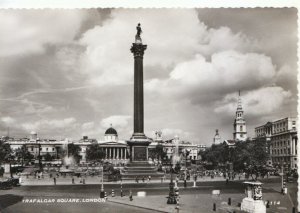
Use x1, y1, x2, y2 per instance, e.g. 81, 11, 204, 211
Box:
0, 9, 297, 145
101, 115, 131, 129
21, 117, 77, 132
82, 121, 95, 130
214, 87, 292, 116
160, 128, 192, 140
79, 9, 258, 87
146, 50, 277, 103
1, 116, 16, 125
0, 10, 88, 57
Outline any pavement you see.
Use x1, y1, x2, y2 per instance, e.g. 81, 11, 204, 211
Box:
19, 174, 278, 186
107, 188, 294, 213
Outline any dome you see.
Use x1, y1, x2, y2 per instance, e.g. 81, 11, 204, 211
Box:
105, 127, 118, 135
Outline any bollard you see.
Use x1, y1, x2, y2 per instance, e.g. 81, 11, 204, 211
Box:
184, 180, 187, 188
174, 187, 179, 197
121, 189, 123, 197
228, 197, 231, 206
72, 178, 75, 184
213, 203, 216, 211
83, 178, 85, 184
175, 203, 179, 213
266, 200, 270, 208
112, 189, 115, 197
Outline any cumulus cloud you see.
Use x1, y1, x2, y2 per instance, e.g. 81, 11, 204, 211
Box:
160, 128, 191, 139
146, 50, 277, 103
79, 9, 259, 87
1, 116, 16, 125
214, 87, 292, 116
21, 117, 77, 132
0, 9, 297, 144
0, 10, 87, 57
101, 115, 131, 129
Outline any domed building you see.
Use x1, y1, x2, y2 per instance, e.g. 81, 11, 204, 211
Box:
99, 125, 128, 165
104, 125, 118, 142
76, 125, 129, 165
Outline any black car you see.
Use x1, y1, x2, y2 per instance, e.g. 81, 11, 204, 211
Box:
0, 180, 13, 190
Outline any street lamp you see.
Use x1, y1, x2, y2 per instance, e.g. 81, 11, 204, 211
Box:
100, 164, 105, 198
167, 159, 177, 204
183, 149, 190, 188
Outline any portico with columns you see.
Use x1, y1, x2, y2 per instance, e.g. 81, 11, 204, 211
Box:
99, 142, 129, 165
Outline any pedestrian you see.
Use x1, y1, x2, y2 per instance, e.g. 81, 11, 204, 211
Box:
226, 178, 229, 184
142, 176, 145, 182
53, 177, 56, 185
148, 175, 151, 182
129, 190, 133, 201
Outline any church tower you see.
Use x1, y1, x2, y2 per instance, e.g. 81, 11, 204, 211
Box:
233, 91, 247, 141
213, 129, 221, 144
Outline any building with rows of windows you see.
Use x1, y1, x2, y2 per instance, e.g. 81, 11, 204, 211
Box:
254, 117, 297, 169
4, 127, 205, 166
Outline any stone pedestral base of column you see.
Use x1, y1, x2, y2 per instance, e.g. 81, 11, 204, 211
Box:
241, 197, 266, 213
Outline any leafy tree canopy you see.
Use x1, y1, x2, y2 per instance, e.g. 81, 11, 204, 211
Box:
86, 144, 106, 163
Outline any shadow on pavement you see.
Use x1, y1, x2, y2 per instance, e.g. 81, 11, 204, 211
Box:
0, 194, 23, 211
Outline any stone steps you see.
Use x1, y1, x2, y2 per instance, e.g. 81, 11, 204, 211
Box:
123, 167, 156, 170
121, 161, 164, 180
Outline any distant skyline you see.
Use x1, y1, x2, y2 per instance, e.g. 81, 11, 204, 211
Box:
0, 8, 297, 145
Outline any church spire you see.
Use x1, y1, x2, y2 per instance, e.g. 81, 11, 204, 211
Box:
233, 90, 247, 141
237, 90, 243, 111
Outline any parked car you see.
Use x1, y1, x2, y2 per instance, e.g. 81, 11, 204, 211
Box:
0, 179, 13, 190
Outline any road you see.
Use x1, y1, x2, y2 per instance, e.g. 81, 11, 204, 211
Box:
0, 177, 297, 213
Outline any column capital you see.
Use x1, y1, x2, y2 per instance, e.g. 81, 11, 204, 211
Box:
131, 43, 147, 58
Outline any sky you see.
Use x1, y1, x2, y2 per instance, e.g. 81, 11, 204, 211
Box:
0, 8, 297, 145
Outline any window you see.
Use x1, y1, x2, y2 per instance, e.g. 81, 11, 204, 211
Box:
52, 148, 55, 151
46, 148, 48, 151
240, 126, 243, 131
31, 147, 33, 151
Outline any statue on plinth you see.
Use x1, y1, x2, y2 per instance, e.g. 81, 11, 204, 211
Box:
135, 23, 142, 43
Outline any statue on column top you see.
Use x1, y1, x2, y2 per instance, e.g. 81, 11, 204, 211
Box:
135, 23, 142, 43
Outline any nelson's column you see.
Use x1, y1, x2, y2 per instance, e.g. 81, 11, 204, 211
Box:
127, 23, 151, 162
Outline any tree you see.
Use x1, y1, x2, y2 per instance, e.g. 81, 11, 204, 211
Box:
244, 140, 269, 180
149, 144, 167, 163
44, 153, 54, 161
15, 145, 34, 166
0, 142, 13, 177
200, 140, 269, 177
86, 144, 106, 163
0, 142, 13, 165
200, 144, 229, 169
67, 143, 81, 163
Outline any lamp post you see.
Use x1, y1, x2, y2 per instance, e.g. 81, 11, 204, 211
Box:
183, 149, 190, 188
167, 159, 177, 204
243, 162, 248, 180
100, 165, 105, 198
